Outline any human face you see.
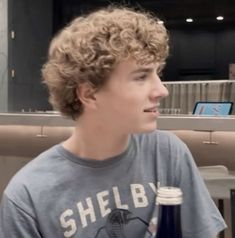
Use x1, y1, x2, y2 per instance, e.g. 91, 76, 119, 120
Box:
95, 59, 169, 134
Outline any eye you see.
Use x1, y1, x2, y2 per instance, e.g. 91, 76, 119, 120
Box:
135, 74, 148, 81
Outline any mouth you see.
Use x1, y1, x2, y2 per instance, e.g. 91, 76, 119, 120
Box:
143, 105, 159, 113
143, 108, 157, 113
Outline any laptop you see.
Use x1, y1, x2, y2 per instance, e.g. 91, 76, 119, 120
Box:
192, 102, 233, 116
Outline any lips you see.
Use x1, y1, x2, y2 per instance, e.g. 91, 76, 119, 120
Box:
143, 106, 158, 113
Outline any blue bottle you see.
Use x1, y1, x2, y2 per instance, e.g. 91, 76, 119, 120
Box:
155, 187, 183, 238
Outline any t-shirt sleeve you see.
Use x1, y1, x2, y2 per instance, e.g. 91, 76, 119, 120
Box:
0, 193, 42, 238
173, 137, 227, 238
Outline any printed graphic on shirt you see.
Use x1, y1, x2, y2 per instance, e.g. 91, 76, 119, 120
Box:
59, 182, 159, 237
148, 217, 158, 237
94, 208, 152, 238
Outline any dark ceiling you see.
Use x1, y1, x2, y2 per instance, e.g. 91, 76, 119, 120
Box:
53, 0, 235, 31
139, 0, 235, 26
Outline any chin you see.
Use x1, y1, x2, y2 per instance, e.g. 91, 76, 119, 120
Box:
134, 124, 158, 134
146, 121, 158, 131
144, 127, 158, 133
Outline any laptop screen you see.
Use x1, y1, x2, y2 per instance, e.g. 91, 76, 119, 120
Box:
193, 102, 233, 116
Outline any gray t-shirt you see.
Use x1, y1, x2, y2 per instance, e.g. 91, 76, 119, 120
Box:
0, 130, 226, 238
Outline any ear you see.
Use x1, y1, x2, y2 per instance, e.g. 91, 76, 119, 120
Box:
76, 82, 97, 110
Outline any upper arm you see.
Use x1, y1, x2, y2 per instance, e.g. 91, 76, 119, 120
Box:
174, 141, 227, 238
0, 193, 42, 238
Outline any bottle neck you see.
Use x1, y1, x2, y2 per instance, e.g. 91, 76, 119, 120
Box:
156, 204, 182, 238
158, 204, 182, 220
156, 187, 183, 238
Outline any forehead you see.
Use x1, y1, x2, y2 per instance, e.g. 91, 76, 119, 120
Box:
112, 59, 161, 75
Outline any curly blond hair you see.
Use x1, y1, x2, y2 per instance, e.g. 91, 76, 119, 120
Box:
42, 6, 169, 120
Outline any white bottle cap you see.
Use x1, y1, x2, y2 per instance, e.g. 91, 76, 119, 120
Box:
157, 187, 183, 205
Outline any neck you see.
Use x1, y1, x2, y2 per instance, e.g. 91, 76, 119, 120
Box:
63, 116, 130, 161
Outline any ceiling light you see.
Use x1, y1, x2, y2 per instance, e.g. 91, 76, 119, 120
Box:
186, 18, 193, 23
216, 16, 224, 21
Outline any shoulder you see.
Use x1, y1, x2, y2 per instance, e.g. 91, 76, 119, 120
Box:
132, 130, 191, 168
3, 144, 62, 203
133, 129, 187, 151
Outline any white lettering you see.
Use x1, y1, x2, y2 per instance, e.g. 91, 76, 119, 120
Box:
131, 184, 148, 208
113, 186, 129, 209
77, 197, 96, 228
59, 182, 159, 236
97, 190, 111, 217
60, 209, 77, 238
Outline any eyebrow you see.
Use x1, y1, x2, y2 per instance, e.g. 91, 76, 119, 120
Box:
129, 68, 153, 75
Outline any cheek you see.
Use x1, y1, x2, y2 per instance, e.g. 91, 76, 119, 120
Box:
117, 98, 144, 121
99, 88, 145, 116
118, 96, 141, 109
126, 95, 145, 109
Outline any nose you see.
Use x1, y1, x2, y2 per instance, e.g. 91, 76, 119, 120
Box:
159, 82, 169, 98
150, 75, 169, 100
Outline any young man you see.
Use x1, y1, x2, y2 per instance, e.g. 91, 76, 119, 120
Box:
0, 6, 226, 238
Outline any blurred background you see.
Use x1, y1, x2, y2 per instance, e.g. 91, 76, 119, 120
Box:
0, 0, 235, 113
0, 2, 235, 238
